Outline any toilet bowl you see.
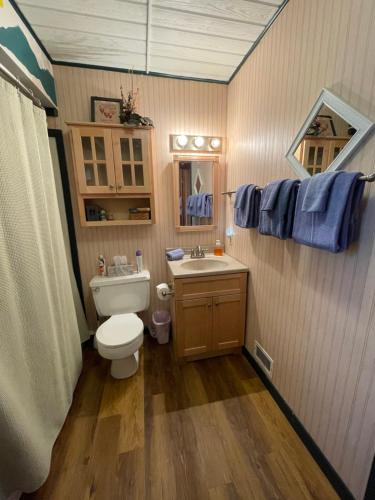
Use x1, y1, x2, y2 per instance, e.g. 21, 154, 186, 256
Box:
90, 271, 150, 379
96, 313, 144, 378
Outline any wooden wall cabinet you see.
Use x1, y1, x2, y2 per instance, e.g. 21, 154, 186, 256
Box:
170, 272, 247, 361
68, 122, 155, 227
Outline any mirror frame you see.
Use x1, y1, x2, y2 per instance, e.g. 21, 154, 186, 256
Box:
286, 88, 374, 179
172, 155, 219, 232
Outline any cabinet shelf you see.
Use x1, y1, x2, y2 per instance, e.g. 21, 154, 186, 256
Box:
83, 219, 153, 227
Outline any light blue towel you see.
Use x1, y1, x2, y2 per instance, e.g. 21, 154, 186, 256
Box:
293, 172, 365, 253
234, 184, 261, 228
302, 171, 342, 212
259, 179, 300, 239
186, 193, 212, 218
186, 195, 198, 216
166, 248, 185, 261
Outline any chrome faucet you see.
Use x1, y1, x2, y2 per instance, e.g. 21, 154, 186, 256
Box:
190, 245, 206, 259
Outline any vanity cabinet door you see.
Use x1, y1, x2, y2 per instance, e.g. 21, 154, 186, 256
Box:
212, 294, 246, 350
71, 127, 116, 194
176, 298, 212, 357
112, 129, 151, 193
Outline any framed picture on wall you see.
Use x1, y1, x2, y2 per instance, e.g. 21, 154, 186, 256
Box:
90, 96, 122, 123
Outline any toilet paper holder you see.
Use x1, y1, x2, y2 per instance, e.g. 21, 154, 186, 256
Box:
162, 284, 175, 297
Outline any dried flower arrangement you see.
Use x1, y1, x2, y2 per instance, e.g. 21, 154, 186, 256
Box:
119, 71, 154, 128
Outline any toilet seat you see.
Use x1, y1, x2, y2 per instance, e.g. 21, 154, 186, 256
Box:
96, 313, 144, 348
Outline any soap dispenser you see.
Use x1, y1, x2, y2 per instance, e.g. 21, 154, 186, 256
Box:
214, 240, 224, 256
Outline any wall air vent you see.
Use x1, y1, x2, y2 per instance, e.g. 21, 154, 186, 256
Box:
254, 341, 273, 378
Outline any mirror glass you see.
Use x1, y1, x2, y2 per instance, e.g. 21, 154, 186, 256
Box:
293, 104, 356, 176
178, 160, 214, 226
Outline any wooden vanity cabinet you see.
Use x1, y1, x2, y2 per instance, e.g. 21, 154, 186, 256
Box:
171, 272, 248, 361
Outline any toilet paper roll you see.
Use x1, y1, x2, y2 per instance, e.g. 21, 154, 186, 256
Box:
156, 283, 170, 301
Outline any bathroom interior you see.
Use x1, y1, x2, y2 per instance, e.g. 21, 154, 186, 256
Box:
1, 0, 375, 499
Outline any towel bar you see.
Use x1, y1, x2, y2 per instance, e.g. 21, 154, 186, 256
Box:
222, 172, 375, 197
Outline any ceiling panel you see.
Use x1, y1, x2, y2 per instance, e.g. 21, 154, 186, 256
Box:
17, 0, 287, 82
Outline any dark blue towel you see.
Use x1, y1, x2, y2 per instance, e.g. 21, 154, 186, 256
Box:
259, 179, 300, 239
234, 184, 261, 228
293, 172, 365, 253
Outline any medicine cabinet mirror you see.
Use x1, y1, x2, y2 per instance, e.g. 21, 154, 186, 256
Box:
172, 155, 219, 232
286, 89, 374, 178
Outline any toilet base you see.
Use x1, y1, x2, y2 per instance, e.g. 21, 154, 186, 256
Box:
110, 350, 139, 379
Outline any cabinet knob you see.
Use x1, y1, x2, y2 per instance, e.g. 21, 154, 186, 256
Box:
109, 184, 114, 189
117, 184, 122, 189
208, 303, 212, 308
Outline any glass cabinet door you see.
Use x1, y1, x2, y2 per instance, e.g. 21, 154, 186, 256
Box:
72, 127, 115, 194
112, 129, 151, 193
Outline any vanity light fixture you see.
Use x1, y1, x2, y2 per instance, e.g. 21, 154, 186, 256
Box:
176, 134, 188, 147
193, 136, 205, 148
170, 134, 223, 153
210, 138, 221, 149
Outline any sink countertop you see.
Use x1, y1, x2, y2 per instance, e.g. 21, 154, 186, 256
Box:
167, 253, 249, 278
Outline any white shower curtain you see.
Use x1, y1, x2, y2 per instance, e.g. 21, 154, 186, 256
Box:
0, 78, 82, 498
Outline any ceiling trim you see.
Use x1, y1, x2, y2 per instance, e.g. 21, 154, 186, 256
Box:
11, 0, 289, 86
228, 0, 289, 83
52, 60, 228, 85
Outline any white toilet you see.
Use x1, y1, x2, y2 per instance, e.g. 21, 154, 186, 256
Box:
89, 271, 150, 379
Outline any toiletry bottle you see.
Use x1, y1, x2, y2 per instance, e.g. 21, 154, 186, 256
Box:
97, 254, 106, 276
214, 240, 224, 256
136, 250, 143, 273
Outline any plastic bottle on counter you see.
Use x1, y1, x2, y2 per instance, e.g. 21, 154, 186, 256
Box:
97, 255, 106, 276
136, 249, 143, 273
214, 240, 224, 256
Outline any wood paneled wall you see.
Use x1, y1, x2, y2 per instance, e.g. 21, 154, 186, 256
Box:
48, 66, 227, 328
226, 1, 375, 498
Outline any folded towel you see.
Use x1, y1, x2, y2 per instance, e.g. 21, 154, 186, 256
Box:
166, 248, 185, 261
234, 184, 261, 228
186, 193, 212, 218
259, 179, 300, 239
261, 180, 285, 211
196, 193, 209, 217
186, 195, 197, 216
234, 184, 250, 209
293, 172, 365, 252
205, 195, 212, 218
302, 171, 342, 212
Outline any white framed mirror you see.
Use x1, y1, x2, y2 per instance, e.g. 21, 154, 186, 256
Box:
286, 89, 374, 178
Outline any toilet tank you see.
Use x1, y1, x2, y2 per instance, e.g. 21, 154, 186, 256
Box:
89, 271, 150, 317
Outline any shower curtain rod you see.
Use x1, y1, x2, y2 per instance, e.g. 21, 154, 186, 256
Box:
0, 64, 44, 109
222, 172, 375, 196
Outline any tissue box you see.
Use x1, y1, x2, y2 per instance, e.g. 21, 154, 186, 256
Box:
107, 265, 134, 277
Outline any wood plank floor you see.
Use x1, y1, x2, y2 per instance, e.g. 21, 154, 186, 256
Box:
24, 336, 338, 500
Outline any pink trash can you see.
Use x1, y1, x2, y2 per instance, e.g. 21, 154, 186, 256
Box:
151, 310, 171, 344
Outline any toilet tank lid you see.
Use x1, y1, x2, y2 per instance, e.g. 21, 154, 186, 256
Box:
90, 270, 150, 288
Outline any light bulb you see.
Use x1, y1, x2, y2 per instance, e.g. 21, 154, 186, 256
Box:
193, 136, 205, 148
176, 135, 188, 147
210, 137, 221, 149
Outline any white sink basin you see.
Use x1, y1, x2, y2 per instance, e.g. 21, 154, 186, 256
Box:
167, 253, 248, 278
181, 258, 229, 271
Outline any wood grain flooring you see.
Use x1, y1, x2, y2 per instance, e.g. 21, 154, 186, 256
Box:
24, 337, 338, 500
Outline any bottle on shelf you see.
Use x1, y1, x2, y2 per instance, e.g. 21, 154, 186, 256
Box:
214, 240, 224, 256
